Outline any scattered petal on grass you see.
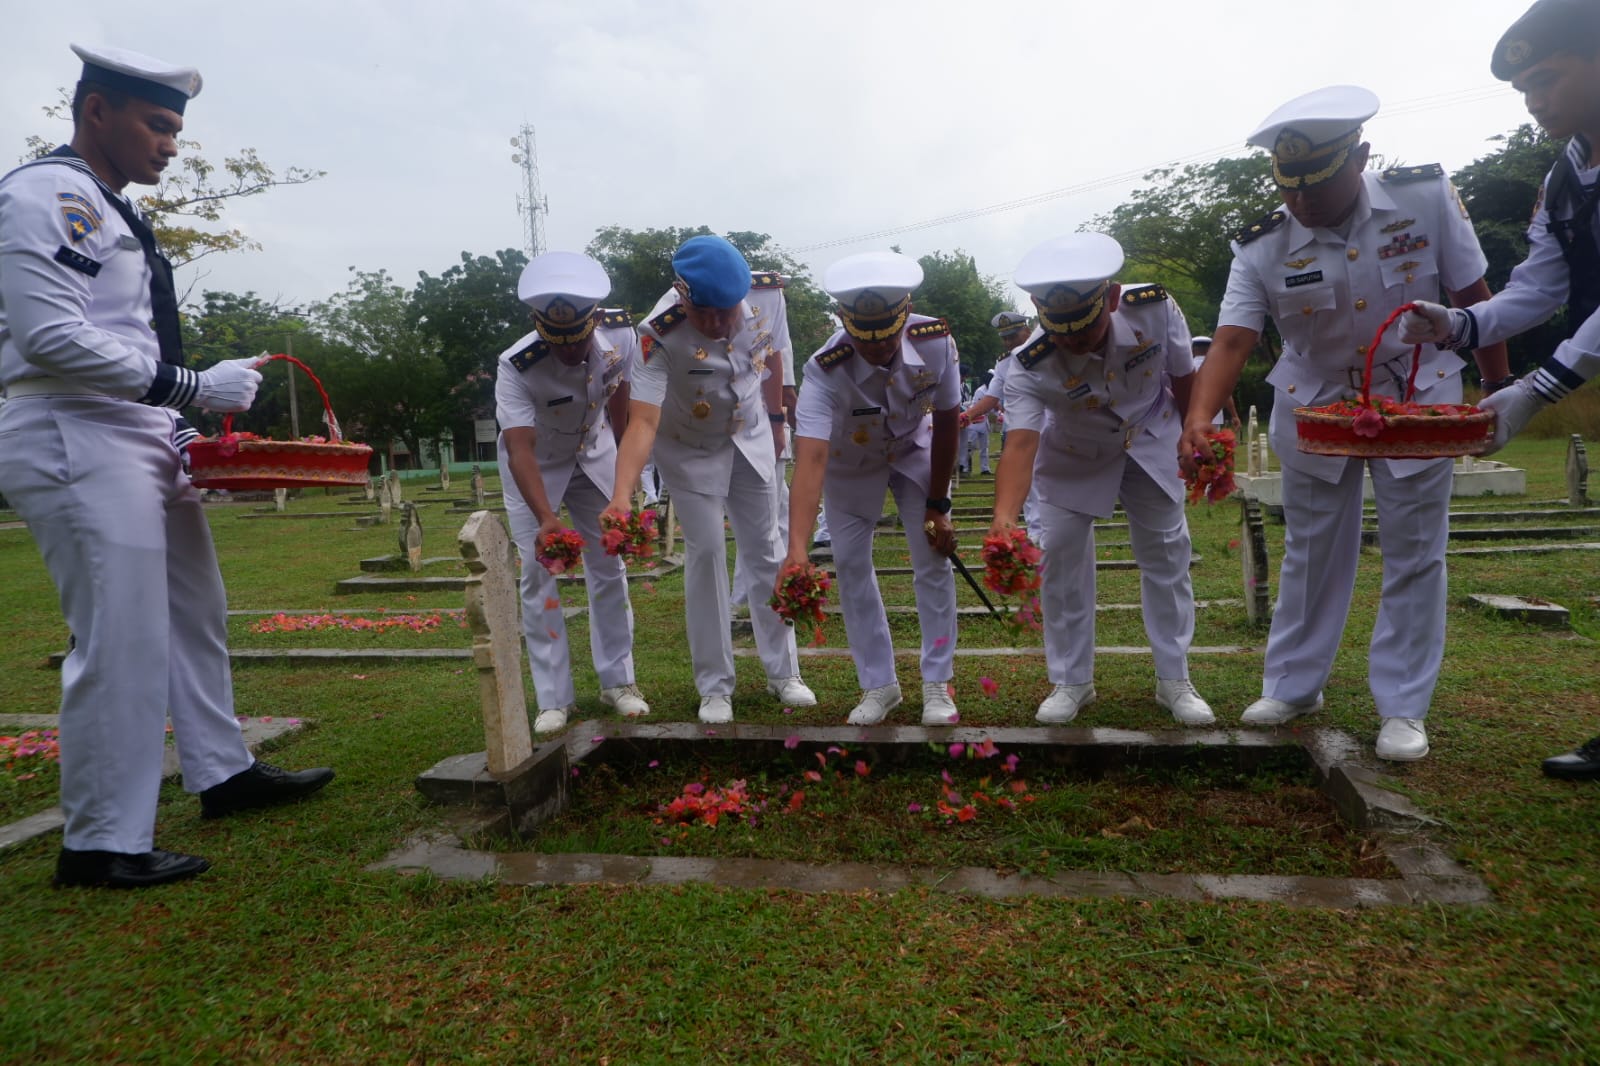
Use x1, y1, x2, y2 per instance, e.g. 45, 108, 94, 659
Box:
906, 803, 923, 813
803, 770, 822, 782
648, 760, 660, 768
1228, 538, 1241, 550
704, 729, 718, 736
948, 742, 965, 759
683, 782, 705, 796
787, 791, 805, 812
783, 735, 801, 750
854, 760, 870, 777
979, 676, 999, 698
570, 768, 581, 777
782, 707, 795, 715
350, 675, 369, 681
1003, 753, 1021, 774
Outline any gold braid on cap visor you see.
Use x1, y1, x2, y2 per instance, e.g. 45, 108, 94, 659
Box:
1271, 127, 1361, 189
1038, 287, 1107, 335
532, 303, 599, 345
840, 296, 911, 342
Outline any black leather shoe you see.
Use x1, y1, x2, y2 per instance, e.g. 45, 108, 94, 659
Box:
200, 760, 335, 819
54, 848, 210, 889
1543, 735, 1600, 781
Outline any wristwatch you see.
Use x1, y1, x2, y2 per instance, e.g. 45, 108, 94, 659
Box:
925, 497, 952, 514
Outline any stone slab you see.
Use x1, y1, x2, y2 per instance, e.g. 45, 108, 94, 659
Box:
815, 599, 1244, 617
0, 716, 308, 851
1240, 461, 1527, 507
238, 511, 368, 520
0, 714, 61, 729
1466, 593, 1571, 628
359, 555, 458, 573
1446, 542, 1600, 558
335, 575, 468, 594
733, 645, 1252, 658
831, 556, 1199, 578
1363, 526, 1599, 546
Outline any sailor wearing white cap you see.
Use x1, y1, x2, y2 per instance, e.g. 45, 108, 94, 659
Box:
1189, 335, 1239, 426
1179, 85, 1508, 761
495, 251, 648, 734
607, 235, 813, 723
785, 251, 963, 725
0, 45, 332, 889
992, 233, 1213, 728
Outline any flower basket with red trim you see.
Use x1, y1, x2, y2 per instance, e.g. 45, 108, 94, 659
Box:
1292, 302, 1494, 460
187, 354, 373, 490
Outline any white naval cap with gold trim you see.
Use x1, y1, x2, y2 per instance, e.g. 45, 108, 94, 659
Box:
71, 43, 202, 115
517, 251, 611, 345
823, 251, 924, 343
1014, 232, 1125, 336
1247, 85, 1378, 189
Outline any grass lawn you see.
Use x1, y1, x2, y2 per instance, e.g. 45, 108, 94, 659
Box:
2, 442, 1599, 1063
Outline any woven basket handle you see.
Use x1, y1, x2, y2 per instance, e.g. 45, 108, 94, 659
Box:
220, 353, 345, 442
1362, 303, 1423, 406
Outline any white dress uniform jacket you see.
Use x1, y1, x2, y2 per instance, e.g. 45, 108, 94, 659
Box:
1216, 164, 1490, 719
494, 315, 638, 711
631, 276, 798, 698
794, 315, 962, 689
0, 153, 252, 853
1003, 287, 1198, 685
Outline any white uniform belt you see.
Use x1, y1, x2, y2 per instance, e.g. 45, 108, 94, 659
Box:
3, 377, 108, 398
1287, 353, 1413, 390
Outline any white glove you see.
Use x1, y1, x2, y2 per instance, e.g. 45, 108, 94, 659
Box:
1478, 377, 1549, 454
195, 356, 264, 413
1398, 301, 1470, 348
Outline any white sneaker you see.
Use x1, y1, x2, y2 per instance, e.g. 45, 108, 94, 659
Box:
921, 680, 960, 726
1036, 683, 1095, 724
848, 683, 902, 725
1376, 718, 1429, 761
533, 705, 574, 734
768, 675, 817, 707
1240, 694, 1324, 726
698, 695, 733, 724
600, 683, 650, 717
1156, 678, 1215, 726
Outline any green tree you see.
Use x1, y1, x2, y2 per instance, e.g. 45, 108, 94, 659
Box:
1454, 124, 1567, 374
909, 249, 1010, 380
410, 249, 531, 425
24, 88, 323, 271
309, 269, 454, 462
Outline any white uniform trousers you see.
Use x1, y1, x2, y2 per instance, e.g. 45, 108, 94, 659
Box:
1036, 461, 1194, 685
963, 422, 990, 472
502, 467, 636, 711
731, 460, 790, 608
1264, 456, 1450, 719
828, 473, 957, 690
0, 397, 251, 853
669, 452, 798, 697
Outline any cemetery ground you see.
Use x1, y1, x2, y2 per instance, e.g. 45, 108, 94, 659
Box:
1, 439, 1599, 1063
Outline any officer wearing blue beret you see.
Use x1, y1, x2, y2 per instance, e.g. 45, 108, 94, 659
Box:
606, 236, 814, 723
0, 44, 332, 889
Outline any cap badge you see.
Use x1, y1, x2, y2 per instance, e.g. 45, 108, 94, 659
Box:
1504, 39, 1532, 66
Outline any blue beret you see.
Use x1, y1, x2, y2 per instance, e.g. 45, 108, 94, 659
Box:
672, 236, 751, 309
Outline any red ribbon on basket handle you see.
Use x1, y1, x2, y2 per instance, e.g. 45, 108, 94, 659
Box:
220, 353, 345, 442
1362, 302, 1422, 406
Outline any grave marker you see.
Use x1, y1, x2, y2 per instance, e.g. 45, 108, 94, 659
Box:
1567, 435, 1588, 507
273, 487, 287, 512
1240, 496, 1271, 625
459, 510, 534, 774
471, 465, 486, 508
400, 502, 425, 572
440, 466, 451, 491
363, 474, 375, 502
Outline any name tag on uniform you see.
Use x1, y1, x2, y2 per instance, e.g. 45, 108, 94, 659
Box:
1125, 344, 1162, 370
851, 406, 882, 416
54, 245, 102, 277
547, 395, 574, 407
118, 234, 141, 251
1067, 383, 1092, 399
687, 367, 715, 375
1284, 270, 1324, 288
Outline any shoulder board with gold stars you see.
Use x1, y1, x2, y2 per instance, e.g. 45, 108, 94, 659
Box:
1381, 163, 1444, 185
1120, 284, 1167, 307
1015, 335, 1054, 370
508, 337, 551, 372
816, 342, 855, 371
1232, 209, 1286, 246
601, 308, 632, 329
750, 271, 786, 290
906, 318, 951, 339
648, 305, 686, 336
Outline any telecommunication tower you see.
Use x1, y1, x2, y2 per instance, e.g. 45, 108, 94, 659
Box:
510, 124, 548, 258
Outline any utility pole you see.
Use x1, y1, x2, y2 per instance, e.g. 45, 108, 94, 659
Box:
510, 124, 548, 258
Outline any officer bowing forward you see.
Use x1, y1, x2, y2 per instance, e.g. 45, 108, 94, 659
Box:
992, 233, 1214, 728
607, 236, 814, 723
784, 252, 963, 725
495, 252, 649, 734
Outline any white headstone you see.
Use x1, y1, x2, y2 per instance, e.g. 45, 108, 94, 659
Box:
400, 502, 424, 572
385, 471, 403, 508
1257, 433, 1270, 475
273, 487, 288, 512
459, 510, 534, 775
471, 465, 486, 508
1568, 435, 1589, 507
440, 466, 451, 491
1240, 497, 1272, 625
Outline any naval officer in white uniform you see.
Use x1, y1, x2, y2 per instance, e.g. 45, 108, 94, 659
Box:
993, 233, 1215, 728
0, 44, 332, 889
1179, 86, 1509, 761
783, 252, 963, 726
606, 235, 814, 723
495, 252, 649, 734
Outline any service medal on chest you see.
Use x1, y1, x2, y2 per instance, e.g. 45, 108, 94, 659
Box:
851, 426, 871, 446
692, 400, 712, 420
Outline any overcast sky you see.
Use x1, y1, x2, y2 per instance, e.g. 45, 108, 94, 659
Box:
2, 1, 1537, 324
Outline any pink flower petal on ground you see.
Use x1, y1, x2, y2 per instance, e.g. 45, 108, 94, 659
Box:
782, 707, 795, 715
683, 782, 705, 795
907, 803, 923, 813
648, 760, 660, 768
854, 760, 870, 777
948, 743, 965, 759
705, 729, 718, 736
784, 735, 801, 750
979, 676, 998, 697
